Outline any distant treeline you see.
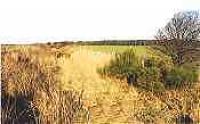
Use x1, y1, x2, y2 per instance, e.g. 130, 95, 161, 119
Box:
48, 40, 158, 47
76, 40, 158, 45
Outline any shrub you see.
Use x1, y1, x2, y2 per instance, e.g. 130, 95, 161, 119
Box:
151, 82, 166, 94
99, 48, 198, 91
164, 66, 198, 89
144, 57, 173, 79
134, 67, 160, 92
100, 49, 140, 78
99, 50, 170, 91
138, 57, 165, 91
140, 66, 161, 82
144, 57, 158, 68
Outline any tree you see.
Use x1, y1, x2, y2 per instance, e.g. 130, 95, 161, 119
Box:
155, 11, 200, 65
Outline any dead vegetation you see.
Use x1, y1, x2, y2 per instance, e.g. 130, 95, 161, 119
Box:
1, 44, 199, 124
1, 45, 85, 124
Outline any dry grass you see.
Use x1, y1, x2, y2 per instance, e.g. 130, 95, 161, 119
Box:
1, 44, 199, 124
57, 45, 200, 123
57, 46, 168, 123
1, 45, 84, 124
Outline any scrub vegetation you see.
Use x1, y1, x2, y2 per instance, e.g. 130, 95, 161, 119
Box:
1, 10, 200, 124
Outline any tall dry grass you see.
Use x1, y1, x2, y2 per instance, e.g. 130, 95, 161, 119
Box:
1, 46, 84, 124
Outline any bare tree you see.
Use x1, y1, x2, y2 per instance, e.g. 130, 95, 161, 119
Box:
155, 11, 200, 65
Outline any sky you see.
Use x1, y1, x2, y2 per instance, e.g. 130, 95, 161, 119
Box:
0, 0, 199, 43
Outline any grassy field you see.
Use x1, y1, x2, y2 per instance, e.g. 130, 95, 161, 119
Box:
86, 45, 147, 53
84, 45, 171, 59
1, 44, 200, 124
85, 45, 154, 56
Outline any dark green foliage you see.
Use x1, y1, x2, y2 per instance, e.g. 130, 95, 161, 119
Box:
99, 50, 166, 92
141, 67, 161, 82
151, 82, 166, 94
140, 57, 170, 83
164, 67, 198, 88
99, 49, 198, 91
139, 69, 166, 93
100, 49, 140, 78
144, 57, 158, 67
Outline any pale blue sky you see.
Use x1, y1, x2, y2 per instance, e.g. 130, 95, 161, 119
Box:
0, 0, 199, 43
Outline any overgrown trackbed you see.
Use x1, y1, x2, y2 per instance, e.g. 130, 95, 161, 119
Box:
57, 46, 164, 123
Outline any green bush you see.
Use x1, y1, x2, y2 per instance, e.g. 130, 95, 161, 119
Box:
138, 58, 163, 91
99, 49, 198, 91
152, 82, 166, 94
100, 49, 140, 78
164, 67, 198, 89
144, 57, 158, 68
140, 67, 161, 82
138, 66, 165, 93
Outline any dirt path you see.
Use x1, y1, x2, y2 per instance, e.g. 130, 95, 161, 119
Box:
57, 46, 144, 123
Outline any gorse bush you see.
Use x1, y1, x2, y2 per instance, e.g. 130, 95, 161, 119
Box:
151, 82, 166, 94
99, 49, 198, 91
164, 67, 198, 89
100, 49, 140, 78
143, 56, 173, 81
140, 66, 161, 82
99, 49, 166, 92
139, 68, 166, 93
144, 57, 158, 67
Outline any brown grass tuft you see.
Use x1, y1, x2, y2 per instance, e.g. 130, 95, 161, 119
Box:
1, 46, 84, 124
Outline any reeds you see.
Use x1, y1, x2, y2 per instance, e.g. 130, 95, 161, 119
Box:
1, 47, 83, 124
